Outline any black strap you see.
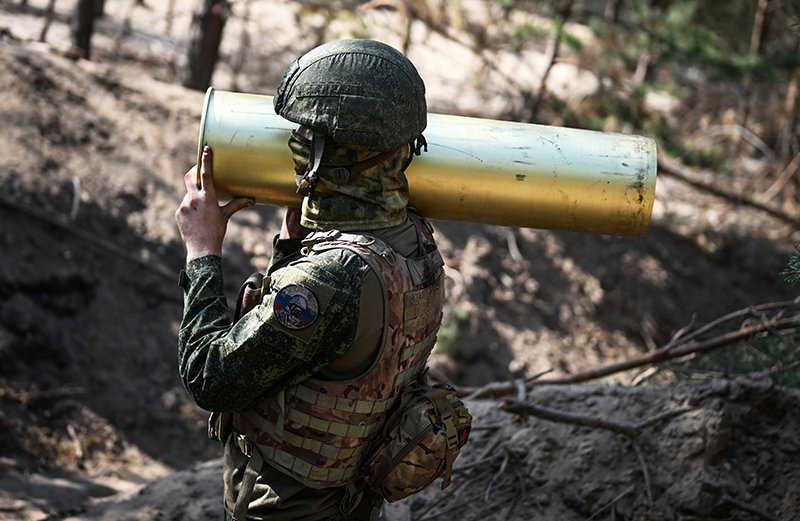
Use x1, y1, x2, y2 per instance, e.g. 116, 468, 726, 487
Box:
401, 134, 428, 172
296, 131, 327, 196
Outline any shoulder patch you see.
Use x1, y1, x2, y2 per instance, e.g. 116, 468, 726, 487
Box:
273, 284, 319, 330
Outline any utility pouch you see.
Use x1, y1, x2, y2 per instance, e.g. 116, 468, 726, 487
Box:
362, 379, 472, 502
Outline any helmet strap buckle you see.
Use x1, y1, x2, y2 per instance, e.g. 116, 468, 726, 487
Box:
297, 131, 326, 197
402, 134, 428, 172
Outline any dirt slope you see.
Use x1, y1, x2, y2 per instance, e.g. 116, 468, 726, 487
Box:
61, 379, 800, 521
0, 4, 799, 520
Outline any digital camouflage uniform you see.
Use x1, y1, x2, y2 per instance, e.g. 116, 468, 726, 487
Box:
178, 39, 445, 521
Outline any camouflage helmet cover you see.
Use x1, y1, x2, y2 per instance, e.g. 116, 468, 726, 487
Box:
273, 39, 427, 151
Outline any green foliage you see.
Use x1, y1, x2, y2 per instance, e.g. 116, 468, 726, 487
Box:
783, 246, 800, 286
682, 334, 800, 388
434, 320, 459, 357
562, 31, 583, 52
666, 141, 729, 172
676, 251, 800, 388
513, 23, 550, 48
512, 21, 582, 52
496, 0, 515, 11
585, 0, 799, 92
435, 305, 471, 357
627, 0, 750, 81
644, 117, 731, 173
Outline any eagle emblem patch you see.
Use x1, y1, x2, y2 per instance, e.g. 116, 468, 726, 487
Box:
274, 284, 319, 330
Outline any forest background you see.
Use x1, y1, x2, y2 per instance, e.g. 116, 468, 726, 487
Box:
1, 0, 800, 520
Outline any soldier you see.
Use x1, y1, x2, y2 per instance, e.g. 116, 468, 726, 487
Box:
175, 39, 450, 520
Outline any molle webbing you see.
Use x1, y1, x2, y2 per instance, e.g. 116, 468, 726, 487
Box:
404, 274, 444, 334
237, 331, 438, 486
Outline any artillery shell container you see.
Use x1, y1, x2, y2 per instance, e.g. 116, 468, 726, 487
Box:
197, 88, 657, 236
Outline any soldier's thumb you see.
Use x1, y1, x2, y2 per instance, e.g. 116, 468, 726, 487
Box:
221, 197, 255, 219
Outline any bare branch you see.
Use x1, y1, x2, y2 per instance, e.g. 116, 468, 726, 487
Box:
657, 153, 798, 226
587, 485, 635, 521
499, 400, 642, 437
457, 298, 800, 399
720, 496, 780, 521
499, 400, 692, 439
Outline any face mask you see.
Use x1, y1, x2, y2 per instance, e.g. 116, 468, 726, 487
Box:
286, 129, 411, 231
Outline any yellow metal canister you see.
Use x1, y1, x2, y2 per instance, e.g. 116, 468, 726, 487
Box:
197, 88, 657, 236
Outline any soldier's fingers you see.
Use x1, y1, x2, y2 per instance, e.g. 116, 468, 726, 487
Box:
198, 146, 217, 197
183, 166, 199, 193
221, 197, 254, 219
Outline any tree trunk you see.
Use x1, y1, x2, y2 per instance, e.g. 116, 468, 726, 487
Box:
182, 0, 230, 91
231, 0, 253, 90
738, 0, 771, 131
778, 36, 800, 162
113, 0, 140, 54
70, 0, 97, 59
95, 0, 106, 18
780, 69, 800, 210
749, 0, 769, 57
603, 0, 621, 23
38, 0, 57, 42
165, 0, 177, 35
526, 0, 574, 122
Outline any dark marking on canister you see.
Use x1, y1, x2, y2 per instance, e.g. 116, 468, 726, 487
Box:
631, 171, 646, 204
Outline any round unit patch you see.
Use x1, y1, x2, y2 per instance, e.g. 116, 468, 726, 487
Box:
273, 284, 319, 330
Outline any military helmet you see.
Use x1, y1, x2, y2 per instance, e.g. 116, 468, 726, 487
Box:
273, 39, 427, 151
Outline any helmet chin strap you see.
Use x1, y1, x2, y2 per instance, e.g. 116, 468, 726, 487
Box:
402, 134, 428, 172
296, 130, 326, 197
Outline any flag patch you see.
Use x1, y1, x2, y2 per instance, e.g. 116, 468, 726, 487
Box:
273, 284, 319, 330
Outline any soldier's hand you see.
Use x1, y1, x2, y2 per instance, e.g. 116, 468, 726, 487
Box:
175, 146, 254, 262
279, 207, 310, 240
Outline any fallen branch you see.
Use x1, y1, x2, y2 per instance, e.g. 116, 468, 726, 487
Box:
500, 400, 641, 437
459, 298, 800, 399
531, 315, 799, 386
498, 400, 691, 438
720, 496, 780, 521
587, 485, 635, 521
631, 441, 653, 504
495, 400, 685, 516
759, 151, 800, 204
484, 449, 509, 501
0, 384, 86, 406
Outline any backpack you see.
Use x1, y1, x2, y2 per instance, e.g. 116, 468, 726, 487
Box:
362, 378, 472, 502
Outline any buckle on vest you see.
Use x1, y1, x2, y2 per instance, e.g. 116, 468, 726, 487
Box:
235, 433, 253, 458
301, 230, 341, 248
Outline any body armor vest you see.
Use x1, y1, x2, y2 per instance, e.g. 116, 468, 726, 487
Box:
233, 216, 445, 489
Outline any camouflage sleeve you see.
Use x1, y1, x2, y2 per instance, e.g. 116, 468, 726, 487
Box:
178, 250, 364, 412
